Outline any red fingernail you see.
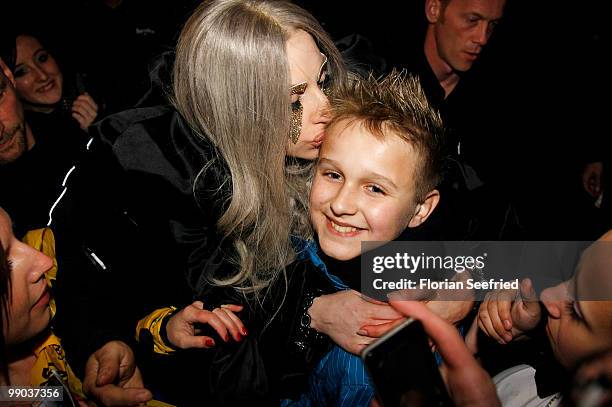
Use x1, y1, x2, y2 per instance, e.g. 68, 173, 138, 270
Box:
205, 339, 215, 347
241, 328, 248, 336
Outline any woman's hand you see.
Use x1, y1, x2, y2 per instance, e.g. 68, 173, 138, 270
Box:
308, 290, 404, 355
166, 301, 246, 349
361, 300, 474, 338
71, 93, 98, 130
477, 278, 541, 344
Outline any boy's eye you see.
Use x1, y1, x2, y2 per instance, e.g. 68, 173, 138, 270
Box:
323, 171, 341, 181
366, 184, 385, 195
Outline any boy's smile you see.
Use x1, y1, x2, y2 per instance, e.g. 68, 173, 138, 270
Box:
310, 119, 424, 260
326, 217, 363, 236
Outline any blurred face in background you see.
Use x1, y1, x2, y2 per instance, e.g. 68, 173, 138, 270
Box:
426, 0, 505, 72
14, 35, 63, 106
0, 61, 31, 165
540, 231, 612, 369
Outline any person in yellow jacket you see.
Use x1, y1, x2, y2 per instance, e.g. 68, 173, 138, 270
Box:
0, 207, 86, 405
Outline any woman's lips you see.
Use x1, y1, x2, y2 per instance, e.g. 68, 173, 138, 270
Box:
33, 288, 50, 309
312, 133, 324, 147
37, 80, 55, 93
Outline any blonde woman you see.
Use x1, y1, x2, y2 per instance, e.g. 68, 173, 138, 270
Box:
46, 0, 408, 404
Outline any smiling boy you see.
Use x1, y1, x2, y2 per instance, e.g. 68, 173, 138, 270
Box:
311, 70, 444, 260
293, 70, 446, 406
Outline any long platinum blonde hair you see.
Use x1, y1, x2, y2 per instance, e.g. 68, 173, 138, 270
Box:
173, 0, 345, 299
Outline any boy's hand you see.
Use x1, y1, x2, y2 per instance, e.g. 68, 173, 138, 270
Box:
308, 290, 403, 355
477, 278, 541, 344
166, 301, 246, 349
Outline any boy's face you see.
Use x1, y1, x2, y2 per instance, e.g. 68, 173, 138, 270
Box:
310, 120, 420, 260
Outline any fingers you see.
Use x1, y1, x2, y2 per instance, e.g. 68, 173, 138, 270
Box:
83, 343, 152, 407
425, 300, 474, 325
179, 301, 246, 345
91, 347, 121, 387
359, 318, 407, 337
387, 287, 435, 302
184, 303, 230, 342
72, 93, 98, 129
388, 299, 474, 369
175, 334, 217, 349
88, 385, 152, 407
366, 302, 404, 321
583, 163, 603, 197
518, 278, 540, 317
478, 291, 514, 343
519, 278, 538, 304
213, 305, 247, 341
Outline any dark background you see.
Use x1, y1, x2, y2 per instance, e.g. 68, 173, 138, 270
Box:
6, 0, 610, 238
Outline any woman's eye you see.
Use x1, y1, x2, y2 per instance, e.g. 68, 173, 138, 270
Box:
14, 67, 27, 78
291, 99, 302, 112
37, 53, 49, 63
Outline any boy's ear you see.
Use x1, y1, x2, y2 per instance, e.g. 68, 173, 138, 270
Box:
425, 0, 442, 23
408, 189, 440, 228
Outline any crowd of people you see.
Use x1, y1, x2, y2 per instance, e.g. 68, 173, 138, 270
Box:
1, 0, 610, 406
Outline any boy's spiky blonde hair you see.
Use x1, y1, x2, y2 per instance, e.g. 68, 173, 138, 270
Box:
326, 69, 446, 201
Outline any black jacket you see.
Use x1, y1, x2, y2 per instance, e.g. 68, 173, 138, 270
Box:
51, 105, 332, 405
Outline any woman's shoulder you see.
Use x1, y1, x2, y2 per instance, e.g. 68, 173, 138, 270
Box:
94, 105, 202, 147
90, 105, 221, 185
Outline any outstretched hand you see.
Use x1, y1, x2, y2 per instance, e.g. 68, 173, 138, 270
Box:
388, 298, 500, 407
166, 301, 246, 349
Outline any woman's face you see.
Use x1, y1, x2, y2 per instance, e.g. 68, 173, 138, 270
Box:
0, 209, 52, 346
286, 30, 330, 160
540, 231, 612, 370
14, 35, 63, 106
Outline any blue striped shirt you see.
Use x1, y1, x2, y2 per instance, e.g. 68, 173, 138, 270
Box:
283, 240, 374, 406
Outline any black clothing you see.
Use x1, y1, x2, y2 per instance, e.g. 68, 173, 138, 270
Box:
0, 115, 82, 237
51, 105, 220, 376
389, 48, 521, 240
50, 105, 333, 405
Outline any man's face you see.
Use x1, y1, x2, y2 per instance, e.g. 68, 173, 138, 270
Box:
0, 63, 28, 165
431, 0, 505, 72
